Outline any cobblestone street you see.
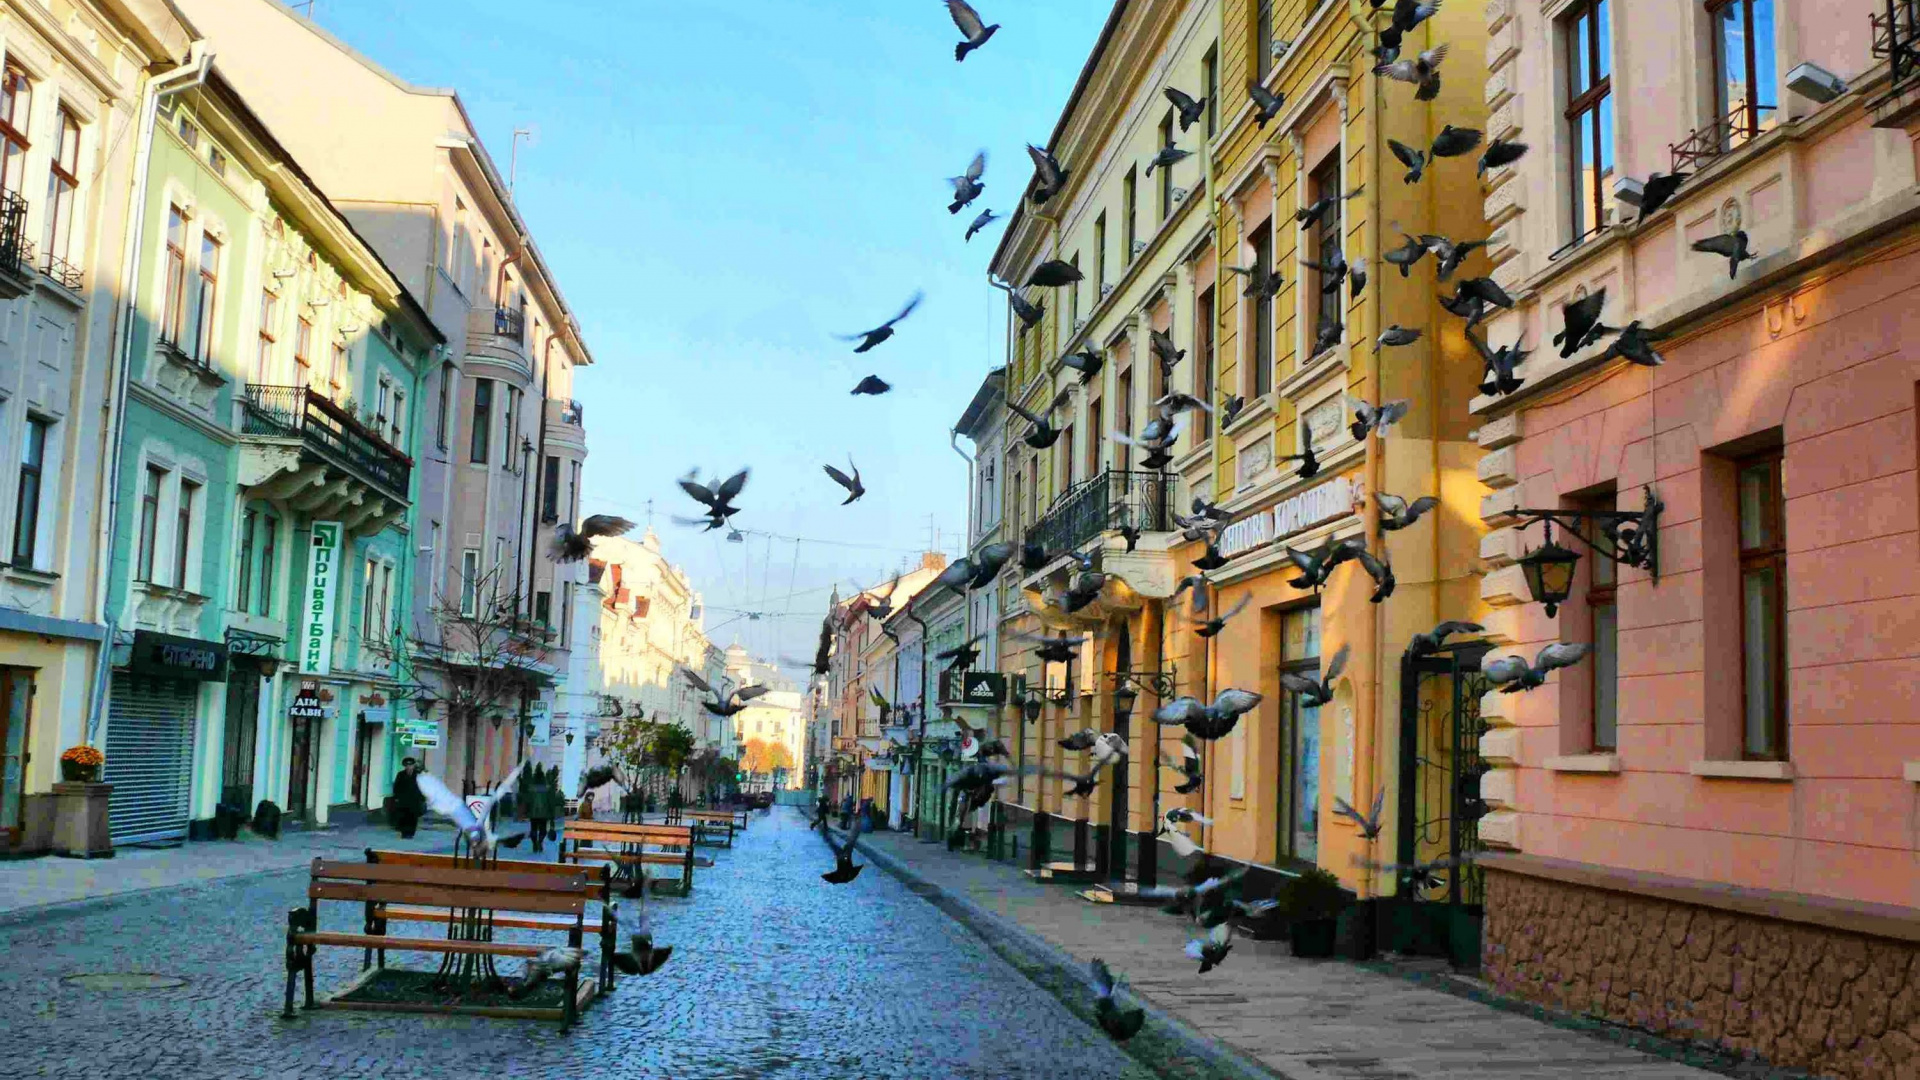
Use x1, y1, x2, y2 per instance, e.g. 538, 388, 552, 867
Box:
0, 809, 1155, 1080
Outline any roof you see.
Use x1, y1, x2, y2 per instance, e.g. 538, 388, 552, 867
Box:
954, 367, 1007, 436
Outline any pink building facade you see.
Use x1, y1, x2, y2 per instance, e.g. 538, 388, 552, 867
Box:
1468, 2, 1920, 1076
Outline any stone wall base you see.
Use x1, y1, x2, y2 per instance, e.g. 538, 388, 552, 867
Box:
1483, 867, 1920, 1080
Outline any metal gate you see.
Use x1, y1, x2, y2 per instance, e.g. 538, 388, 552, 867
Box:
104, 675, 198, 844
1384, 641, 1491, 968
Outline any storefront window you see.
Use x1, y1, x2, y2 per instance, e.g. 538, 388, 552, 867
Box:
1280, 605, 1322, 862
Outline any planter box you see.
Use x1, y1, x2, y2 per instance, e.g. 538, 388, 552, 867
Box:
52, 782, 113, 859
1290, 918, 1338, 958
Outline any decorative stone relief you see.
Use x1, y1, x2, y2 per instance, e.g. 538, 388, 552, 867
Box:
1485, 65, 1514, 109
1480, 563, 1530, 607
1477, 446, 1519, 488
1236, 437, 1273, 487
1474, 412, 1523, 448
1304, 398, 1343, 447
1486, 19, 1520, 71
0, 570, 55, 614
1719, 198, 1743, 233
1488, 95, 1522, 141
1484, 0, 1513, 33
1485, 174, 1526, 226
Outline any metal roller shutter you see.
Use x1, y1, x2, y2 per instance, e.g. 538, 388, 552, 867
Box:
104, 675, 197, 844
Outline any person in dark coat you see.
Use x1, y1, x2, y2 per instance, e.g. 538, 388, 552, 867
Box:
391, 758, 425, 839
524, 764, 562, 853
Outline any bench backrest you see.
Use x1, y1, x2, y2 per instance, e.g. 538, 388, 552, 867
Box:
365, 848, 611, 902
308, 858, 589, 915
566, 821, 692, 848
681, 810, 733, 822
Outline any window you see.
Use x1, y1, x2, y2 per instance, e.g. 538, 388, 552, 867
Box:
1203, 45, 1219, 137
1279, 604, 1321, 861
1026, 455, 1038, 524
11, 417, 46, 566
1256, 0, 1276, 80
1123, 167, 1138, 263
193, 234, 220, 362
207, 145, 226, 178
329, 342, 347, 393
362, 558, 379, 638
44, 108, 79, 263
436, 363, 455, 449
162, 207, 189, 346
542, 454, 560, 521
560, 584, 573, 648
535, 590, 552, 628
1250, 221, 1274, 397
176, 113, 197, 149
389, 390, 404, 446
1576, 494, 1619, 750
1710, 0, 1777, 148
0, 67, 29, 195
1086, 395, 1102, 477
1094, 213, 1108, 296
1738, 450, 1786, 759
470, 378, 493, 463
375, 378, 390, 425
236, 509, 256, 612
137, 465, 164, 582
1309, 155, 1343, 339
460, 549, 480, 616
503, 386, 520, 465
1564, 0, 1615, 239
258, 515, 277, 616
255, 291, 278, 384
569, 460, 582, 523
1057, 423, 1076, 491
1116, 367, 1133, 470
174, 479, 198, 588
1158, 112, 1176, 220
1196, 286, 1215, 436
1069, 253, 1080, 327
294, 316, 313, 388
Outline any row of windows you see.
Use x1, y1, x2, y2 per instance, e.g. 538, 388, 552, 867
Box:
0, 62, 85, 269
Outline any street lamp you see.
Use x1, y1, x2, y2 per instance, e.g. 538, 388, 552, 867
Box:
1112, 681, 1138, 726
1512, 486, 1664, 618
1516, 528, 1582, 618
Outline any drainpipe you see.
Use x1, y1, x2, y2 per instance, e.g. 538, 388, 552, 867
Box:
85, 41, 214, 743
907, 607, 931, 832
951, 431, 975, 634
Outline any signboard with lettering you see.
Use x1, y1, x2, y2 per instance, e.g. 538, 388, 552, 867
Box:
128, 630, 228, 682
1217, 476, 1362, 559
527, 701, 551, 746
300, 521, 343, 675
398, 718, 441, 748
288, 688, 325, 722
938, 670, 1007, 706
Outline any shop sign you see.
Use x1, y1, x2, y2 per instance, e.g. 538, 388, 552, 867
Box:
299, 521, 343, 675
289, 687, 325, 722
128, 630, 228, 682
398, 719, 441, 748
938, 670, 1006, 706
1217, 476, 1361, 559
528, 701, 551, 746
360, 706, 392, 725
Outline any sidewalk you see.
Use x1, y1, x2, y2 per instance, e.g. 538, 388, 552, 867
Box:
845, 824, 1763, 1080
0, 821, 454, 920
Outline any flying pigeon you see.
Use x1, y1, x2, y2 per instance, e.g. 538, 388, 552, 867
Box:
811, 616, 833, 675
1160, 824, 1203, 858
1478, 136, 1529, 177
1185, 920, 1234, 973
1061, 347, 1104, 383
1219, 394, 1246, 427
510, 945, 585, 999
1153, 688, 1263, 741
1331, 787, 1387, 840
1149, 328, 1185, 375
965, 208, 1002, 242
1283, 534, 1362, 590
1430, 125, 1483, 158
1006, 287, 1046, 328
679, 468, 749, 523
1164, 86, 1206, 130
822, 457, 865, 505
1013, 629, 1088, 665
1691, 230, 1753, 279
1309, 319, 1343, 359
1020, 539, 1050, 571
1145, 144, 1192, 175
1280, 643, 1350, 707
1296, 184, 1363, 228
1408, 619, 1484, 659
1457, 275, 1516, 311
1384, 233, 1431, 276
1599, 320, 1668, 366
1553, 289, 1611, 358
1350, 543, 1396, 602
1484, 643, 1595, 693
1278, 417, 1321, 479
1027, 144, 1070, 205
1194, 594, 1251, 639
1375, 491, 1438, 531
1089, 959, 1146, 1041
702, 684, 771, 718
821, 808, 864, 884
1349, 256, 1369, 298
1248, 81, 1286, 128
946, 0, 999, 62
1059, 728, 1101, 752
1374, 43, 1448, 100
838, 292, 924, 353
608, 902, 673, 975
1165, 807, 1213, 828
949, 150, 987, 213
1192, 538, 1229, 571
851, 375, 891, 396
969, 542, 1014, 587
1007, 399, 1061, 449
1028, 259, 1084, 288
1635, 171, 1691, 223
1420, 233, 1485, 280
1347, 394, 1412, 440
1301, 245, 1350, 295
1388, 138, 1428, 184
550, 514, 636, 562
1467, 329, 1528, 396
1223, 261, 1284, 300
936, 634, 984, 672
1162, 735, 1204, 794
415, 761, 528, 858
1377, 324, 1422, 348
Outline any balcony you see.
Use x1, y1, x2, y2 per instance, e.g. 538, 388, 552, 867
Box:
545, 396, 587, 452
239, 385, 412, 531
1028, 469, 1170, 558
1670, 101, 1779, 173
465, 305, 532, 376
39, 249, 82, 292
1872, 0, 1920, 125
0, 191, 29, 300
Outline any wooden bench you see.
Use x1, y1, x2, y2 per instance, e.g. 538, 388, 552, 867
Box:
284, 858, 596, 1031
559, 821, 697, 895
670, 808, 737, 848
364, 849, 624, 993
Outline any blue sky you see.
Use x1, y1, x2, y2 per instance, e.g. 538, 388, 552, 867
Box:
300, 0, 1111, 668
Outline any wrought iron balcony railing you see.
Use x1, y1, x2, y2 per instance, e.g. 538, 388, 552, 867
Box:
0, 191, 27, 281
1027, 469, 1170, 560
241, 384, 412, 500
39, 249, 82, 291
1873, 0, 1920, 103
559, 398, 584, 426
1670, 101, 1778, 172
492, 306, 526, 343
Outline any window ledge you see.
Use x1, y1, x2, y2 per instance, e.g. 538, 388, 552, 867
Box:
1689, 759, 1794, 781
1544, 753, 1621, 774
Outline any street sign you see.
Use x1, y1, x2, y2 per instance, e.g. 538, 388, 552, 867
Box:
466, 796, 488, 820
288, 688, 325, 722
528, 701, 551, 746
938, 670, 1007, 706
299, 521, 343, 675
398, 719, 440, 748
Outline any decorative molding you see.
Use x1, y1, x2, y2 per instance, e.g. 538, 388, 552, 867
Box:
1485, 0, 1515, 34
1479, 526, 1526, 568
1480, 487, 1521, 525
1486, 18, 1521, 72
1488, 94, 1523, 142
1479, 726, 1521, 765
1477, 446, 1519, 489
1484, 175, 1526, 227
1478, 809, 1520, 849
1480, 767, 1516, 808
1907, 761, 1920, 783
1545, 753, 1623, 774
1480, 564, 1530, 607
1689, 759, 1795, 781
1486, 65, 1515, 110
1475, 413, 1523, 449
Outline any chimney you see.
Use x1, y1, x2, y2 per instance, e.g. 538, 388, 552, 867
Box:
919, 551, 948, 572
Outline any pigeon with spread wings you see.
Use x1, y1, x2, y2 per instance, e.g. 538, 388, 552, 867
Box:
1154, 689, 1263, 741
1484, 643, 1594, 693
1089, 959, 1146, 1041
550, 514, 636, 562
414, 760, 528, 858
1279, 643, 1350, 707
822, 458, 864, 505
821, 811, 864, 884
838, 292, 924, 353
946, 0, 999, 61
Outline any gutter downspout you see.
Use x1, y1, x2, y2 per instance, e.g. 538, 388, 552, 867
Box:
86, 41, 213, 743
906, 607, 931, 834
951, 430, 975, 636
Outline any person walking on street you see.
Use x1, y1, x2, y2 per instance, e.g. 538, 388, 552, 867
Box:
524, 763, 561, 854
390, 758, 425, 839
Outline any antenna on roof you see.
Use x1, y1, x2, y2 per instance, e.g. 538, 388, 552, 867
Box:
291, 1, 317, 18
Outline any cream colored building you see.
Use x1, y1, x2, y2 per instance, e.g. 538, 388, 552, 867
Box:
589, 530, 730, 753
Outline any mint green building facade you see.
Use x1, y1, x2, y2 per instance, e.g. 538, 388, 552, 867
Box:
101, 72, 440, 842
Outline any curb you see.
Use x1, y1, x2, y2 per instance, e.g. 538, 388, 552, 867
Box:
825, 824, 1296, 1080
0, 861, 317, 929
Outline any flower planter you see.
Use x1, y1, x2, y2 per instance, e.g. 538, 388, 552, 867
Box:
59, 761, 100, 783
1290, 918, 1339, 958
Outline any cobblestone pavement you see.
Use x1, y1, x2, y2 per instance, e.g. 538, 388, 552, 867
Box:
845, 825, 1739, 1080
0, 808, 1157, 1080
0, 820, 450, 918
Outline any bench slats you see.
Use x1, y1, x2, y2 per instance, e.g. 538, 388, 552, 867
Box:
566, 825, 691, 844
312, 880, 587, 915
313, 859, 586, 893
564, 850, 692, 865
367, 851, 611, 901
297, 932, 550, 958
374, 904, 583, 932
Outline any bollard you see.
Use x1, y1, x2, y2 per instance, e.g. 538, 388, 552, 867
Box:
1072, 818, 1089, 869
1134, 829, 1158, 888
1092, 824, 1110, 878
1029, 810, 1051, 871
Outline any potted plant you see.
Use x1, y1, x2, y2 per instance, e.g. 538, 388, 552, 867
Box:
1284, 867, 1350, 958
59, 745, 104, 783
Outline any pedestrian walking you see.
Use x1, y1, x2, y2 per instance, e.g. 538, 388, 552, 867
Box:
523, 763, 562, 854
390, 757, 425, 839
